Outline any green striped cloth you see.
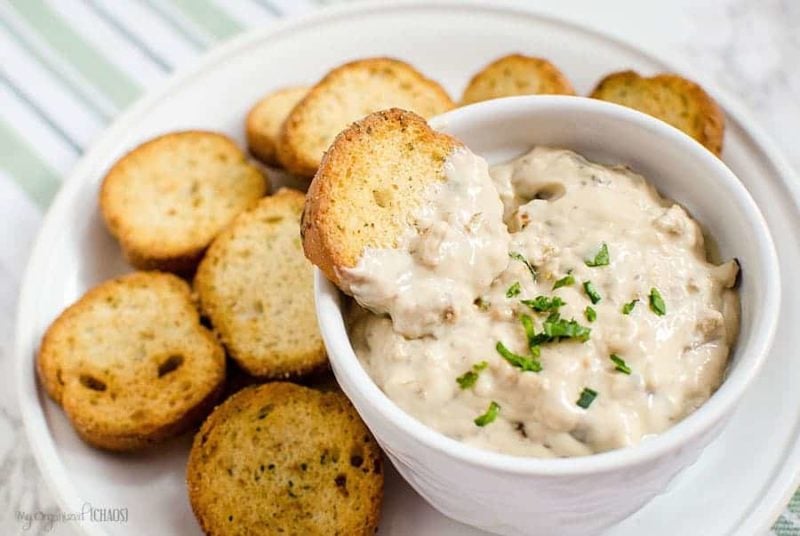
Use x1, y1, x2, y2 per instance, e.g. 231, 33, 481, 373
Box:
0, 1, 797, 533
0, 0, 318, 208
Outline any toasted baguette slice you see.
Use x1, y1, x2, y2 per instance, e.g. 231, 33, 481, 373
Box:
589, 71, 725, 155
277, 57, 455, 177
187, 382, 383, 535
246, 86, 309, 166
461, 54, 576, 104
302, 108, 462, 288
37, 272, 225, 451
100, 131, 268, 273
195, 188, 327, 379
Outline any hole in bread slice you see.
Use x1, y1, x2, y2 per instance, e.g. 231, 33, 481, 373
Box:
158, 354, 184, 377
79, 374, 107, 392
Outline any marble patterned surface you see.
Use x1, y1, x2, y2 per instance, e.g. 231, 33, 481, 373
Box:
1, 1, 797, 535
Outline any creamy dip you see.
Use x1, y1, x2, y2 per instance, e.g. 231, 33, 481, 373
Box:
345, 147, 739, 458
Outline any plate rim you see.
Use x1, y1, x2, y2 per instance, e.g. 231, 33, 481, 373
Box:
13, 1, 800, 535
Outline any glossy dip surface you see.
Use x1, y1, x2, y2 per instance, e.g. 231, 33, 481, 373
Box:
346, 147, 739, 458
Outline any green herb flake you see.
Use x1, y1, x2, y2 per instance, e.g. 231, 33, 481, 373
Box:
622, 299, 639, 315
585, 242, 610, 267
520, 314, 536, 341
540, 316, 592, 342
474, 401, 501, 427
509, 251, 538, 282
496, 341, 542, 372
583, 281, 602, 304
649, 288, 666, 316
576, 388, 598, 409
552, 272, 575, 290
519, 314, 541, 357
506, 281, 522, 298
527, 313, 592, 345
456, 371, 478, 389
456, 361, 489, 389
521, 295, 565, 313
609, 354, 632, 375
585, 306, 597, 322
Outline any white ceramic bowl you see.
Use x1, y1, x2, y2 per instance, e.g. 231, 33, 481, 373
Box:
315, 96, 780, 536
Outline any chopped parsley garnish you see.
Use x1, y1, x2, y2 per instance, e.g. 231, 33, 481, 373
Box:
610, 354, 631, 375
506, 282, 521, 298
509, 251, 537, 282
496, 341, 542, 372
520, 314, 536, 338
524, 313, 591, 346
456, 361, 489, 389
537, 315, 592, 343
585, 306, 597, 322
521, 295, 565, 313
649, 287, 666, 316
499, 311, 592, 375
585, 243, 610, 267
583, 281, 602, 304
474, 401, 501, 427
576, 388, 598, 409
519, 314, 542, 357
552, 272, 575, 290
622, 299, 639, 315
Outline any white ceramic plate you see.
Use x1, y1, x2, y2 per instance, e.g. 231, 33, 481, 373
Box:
15, 2, 800, 535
